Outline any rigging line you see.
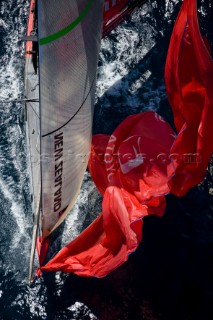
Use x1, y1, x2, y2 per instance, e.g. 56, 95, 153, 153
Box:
42, 76, 96, 138
0, 99, 39, 103
27, 101, 40, 119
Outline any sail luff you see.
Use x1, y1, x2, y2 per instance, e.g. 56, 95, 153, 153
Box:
25, 0, 41, 278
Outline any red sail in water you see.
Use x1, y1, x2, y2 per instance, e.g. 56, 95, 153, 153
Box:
165, 0, 213, 196
39, 112, 175, 277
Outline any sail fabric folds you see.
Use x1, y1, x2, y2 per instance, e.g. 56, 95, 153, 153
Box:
39, 112, 175, 277
38, 0, 103, 235
89, 112, 175, 201
165, 0, 213, 196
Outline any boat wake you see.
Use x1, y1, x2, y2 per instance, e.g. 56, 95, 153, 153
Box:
0, 0, 32, 279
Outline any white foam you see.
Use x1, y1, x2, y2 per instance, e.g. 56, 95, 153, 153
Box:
0, 174, 30, 250
0, 0, 31, 272
129, 70, 152, 94
165, 0, 181, 18
96, 5, 156, 99
11, 284, 47, 319
0, 0, 28, 102
68, 302, 98, 320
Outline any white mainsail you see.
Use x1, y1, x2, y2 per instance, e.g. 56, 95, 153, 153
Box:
38, 0, 103, 235
25, 0, 103, 279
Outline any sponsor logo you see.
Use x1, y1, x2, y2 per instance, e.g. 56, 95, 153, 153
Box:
104, 134, 117, 182
54, 132, 63, 212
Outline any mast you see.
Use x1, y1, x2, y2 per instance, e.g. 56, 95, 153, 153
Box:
25, 0, 41, 282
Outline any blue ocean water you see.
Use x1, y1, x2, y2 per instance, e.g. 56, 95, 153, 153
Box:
0, 1, 212, 319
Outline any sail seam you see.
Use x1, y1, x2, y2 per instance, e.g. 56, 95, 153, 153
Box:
42, 76, 95, 137
39, 0, 94, 45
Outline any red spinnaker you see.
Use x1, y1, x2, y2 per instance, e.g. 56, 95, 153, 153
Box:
39, 112, 175, 277
165, 0, 213, 196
